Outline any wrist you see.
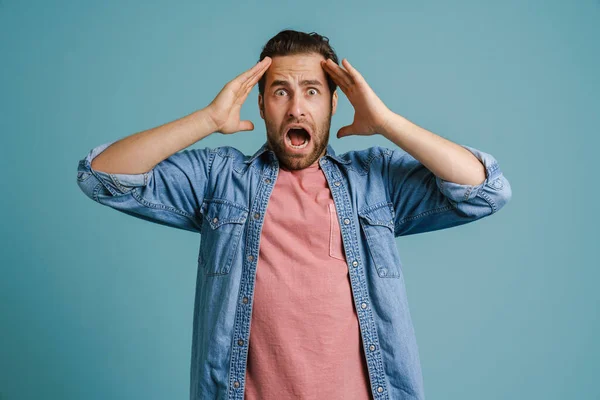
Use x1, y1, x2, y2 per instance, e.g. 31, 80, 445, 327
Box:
195, 107, 219, 137
378, 110, 400, 139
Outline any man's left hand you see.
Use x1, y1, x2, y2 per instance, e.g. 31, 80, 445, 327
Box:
321, 58, 394, 138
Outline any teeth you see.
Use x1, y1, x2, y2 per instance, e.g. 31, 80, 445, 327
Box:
285, 133, 309, 149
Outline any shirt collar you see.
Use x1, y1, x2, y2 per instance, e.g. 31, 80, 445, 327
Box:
244, 141, 351, 166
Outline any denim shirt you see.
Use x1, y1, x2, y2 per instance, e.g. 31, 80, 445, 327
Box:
77, 139, 512, 400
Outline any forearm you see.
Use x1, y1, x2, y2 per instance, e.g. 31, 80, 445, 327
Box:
91, 107, 217, 174
381, 112, 486, 185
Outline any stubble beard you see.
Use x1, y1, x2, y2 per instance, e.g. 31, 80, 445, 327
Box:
263, 107, 332, 171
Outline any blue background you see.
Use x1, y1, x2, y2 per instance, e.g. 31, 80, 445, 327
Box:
1, 0, 598, 399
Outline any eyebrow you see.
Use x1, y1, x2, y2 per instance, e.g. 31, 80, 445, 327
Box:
269, 79, 324, 89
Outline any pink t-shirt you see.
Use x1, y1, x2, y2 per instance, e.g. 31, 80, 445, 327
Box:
244, 159, 373, 399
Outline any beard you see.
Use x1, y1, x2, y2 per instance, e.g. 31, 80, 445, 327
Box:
263, 107, 332, 171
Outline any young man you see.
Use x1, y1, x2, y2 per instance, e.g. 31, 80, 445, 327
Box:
77, 29, 512, 400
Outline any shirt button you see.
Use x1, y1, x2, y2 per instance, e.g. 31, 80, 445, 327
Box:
233, 381, 240, 388
343, 218, 350, 225
212, 217, 218, 223
242, 297, 249, 304
361, 302, 367, 309
377, 386, 384, 393
369, 344, 375, 351
254, 213, 260, 220
322, 159, 328, 163
265, 178, 271, 184
247, 255, 254, 261
238, 339, 244, 346
352, 260, 358, 267
334, 181, 341, 186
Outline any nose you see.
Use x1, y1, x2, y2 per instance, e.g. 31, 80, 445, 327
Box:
287, 92, 306, 119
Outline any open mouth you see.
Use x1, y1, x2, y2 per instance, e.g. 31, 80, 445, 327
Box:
284, 127, 311, 150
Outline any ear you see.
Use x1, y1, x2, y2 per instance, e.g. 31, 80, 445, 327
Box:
331, 90, 338, 116
258, 94, 265, 119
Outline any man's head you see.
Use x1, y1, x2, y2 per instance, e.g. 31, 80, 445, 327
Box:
257, 30, 340, 170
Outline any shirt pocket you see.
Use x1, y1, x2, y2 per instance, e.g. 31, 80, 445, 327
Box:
198, 199, 248, 276
328, 203, 346, 261
358, 202, 403, 279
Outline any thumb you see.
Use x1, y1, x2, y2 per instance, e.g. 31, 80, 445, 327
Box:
337, 125, 354, 138
238, 120, 255, 132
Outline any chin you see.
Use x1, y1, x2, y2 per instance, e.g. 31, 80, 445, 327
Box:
269, 139, 322, 171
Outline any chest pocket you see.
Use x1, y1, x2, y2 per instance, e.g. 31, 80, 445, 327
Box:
198, 199, 248, 276
329, 203, 346, 261
358, 202, 403, 279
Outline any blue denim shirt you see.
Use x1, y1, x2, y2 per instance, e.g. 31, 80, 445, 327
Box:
77, 139, 512, 400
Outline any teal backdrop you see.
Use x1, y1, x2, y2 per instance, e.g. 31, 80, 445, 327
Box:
1, 0, 598, 399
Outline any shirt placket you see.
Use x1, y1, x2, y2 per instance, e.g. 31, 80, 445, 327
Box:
319, 157, 390, 400
228, 158, 279, 400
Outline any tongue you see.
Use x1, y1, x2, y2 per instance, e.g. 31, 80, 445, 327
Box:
289, 129, 308, 146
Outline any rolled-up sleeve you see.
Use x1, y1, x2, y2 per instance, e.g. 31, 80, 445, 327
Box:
76, 140, 216, 233
384, 144, 512, 237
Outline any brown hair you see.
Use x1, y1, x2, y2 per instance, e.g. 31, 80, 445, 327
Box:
258, 29, 340, 99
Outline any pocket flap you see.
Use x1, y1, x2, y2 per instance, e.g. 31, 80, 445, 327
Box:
358, 202, 395, 231
201, 200, 248, 230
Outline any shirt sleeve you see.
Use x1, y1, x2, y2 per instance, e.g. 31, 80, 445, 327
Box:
76, 140, 216, 233
383, 144, 512, 237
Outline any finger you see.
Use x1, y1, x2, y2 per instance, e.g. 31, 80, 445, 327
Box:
322, 59, 353, 91
235, 83, 255, 106
337, 124, 354, 138
246, 57, 272, 85
325, 59, 353, 83
238, 120, 255, 131
239, 61, 270, 100
322, 63, 345, 92
231, 58, 270, 103
321, 59, 347, 88
337, 60, 357, 86
341, 58, 365, 85
231, 57, 271, 94
238, 56, 271, 82
239, 57, 271, 94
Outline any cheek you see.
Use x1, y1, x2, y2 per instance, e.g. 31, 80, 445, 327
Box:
315, 107, 330, 124
264, 100, 283, 116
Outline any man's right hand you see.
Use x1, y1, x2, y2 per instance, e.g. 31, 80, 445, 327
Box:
206, 57, 272, 135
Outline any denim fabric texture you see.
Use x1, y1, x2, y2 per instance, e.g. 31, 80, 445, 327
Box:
77, 139, 512, 400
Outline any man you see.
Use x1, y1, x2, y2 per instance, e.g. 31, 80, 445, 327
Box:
77, 30, 512, 400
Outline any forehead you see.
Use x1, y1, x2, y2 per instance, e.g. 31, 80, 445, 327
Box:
266, 53, 326, 84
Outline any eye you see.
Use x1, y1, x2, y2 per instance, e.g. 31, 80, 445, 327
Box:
308, 88, 318, 95
275, 89, 287, 96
